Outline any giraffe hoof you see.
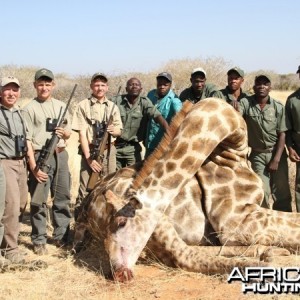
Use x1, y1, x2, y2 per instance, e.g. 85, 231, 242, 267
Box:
113, 267, 134, 282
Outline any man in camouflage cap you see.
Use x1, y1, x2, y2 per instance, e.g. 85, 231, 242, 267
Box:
285, 65, 300, 212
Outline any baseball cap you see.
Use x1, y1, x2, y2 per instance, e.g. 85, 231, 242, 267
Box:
227, 67, 245, 78
156, 72, 172, 82
91, 72, 108, 82
0, 76, 20, 87
296, 65, 300, 74
191, 67, 206, 77
255, 74, 271, 83
35, 68, 54, 81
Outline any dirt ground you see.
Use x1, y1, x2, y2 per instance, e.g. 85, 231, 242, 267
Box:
0, 210, 299, 300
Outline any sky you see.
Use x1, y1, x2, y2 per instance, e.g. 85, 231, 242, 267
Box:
1, 0, 299, 77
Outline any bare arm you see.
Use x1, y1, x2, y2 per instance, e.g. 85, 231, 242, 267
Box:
268, 131, 286, 172
154, 115, 169, 133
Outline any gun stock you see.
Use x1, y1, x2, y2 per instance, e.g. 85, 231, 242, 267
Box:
30, 84, 78, 206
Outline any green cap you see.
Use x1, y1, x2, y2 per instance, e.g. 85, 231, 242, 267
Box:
227, 67, 244, 78
255, 74, 271, 83
35, 68, 54, 81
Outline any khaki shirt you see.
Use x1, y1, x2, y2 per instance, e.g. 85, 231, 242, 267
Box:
239, 95, 287, 149
0, 105, 26, 158
285, 88, 300, 148
71, 96, 122, 143
22, 98, 71, 150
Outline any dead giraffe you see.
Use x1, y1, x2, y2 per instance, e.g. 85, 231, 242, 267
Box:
103, 98, 300, 280
74, 99, 292, 281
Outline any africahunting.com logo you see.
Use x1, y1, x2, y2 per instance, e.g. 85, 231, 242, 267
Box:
227, 267, 300, 294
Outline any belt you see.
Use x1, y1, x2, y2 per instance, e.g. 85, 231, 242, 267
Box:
115, 140, 139, 148
251, 147, 274, 153
1, 156, 25, 160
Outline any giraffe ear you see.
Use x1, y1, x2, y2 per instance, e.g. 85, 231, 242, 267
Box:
105, 190, 124, 211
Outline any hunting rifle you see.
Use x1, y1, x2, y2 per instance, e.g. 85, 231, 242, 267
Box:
30, 84, 78, 206
86, 86, 121, 191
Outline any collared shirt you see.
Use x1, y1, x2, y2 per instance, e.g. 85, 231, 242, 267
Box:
111, 95, 161, 143
0, 105, 26, 158
146, 89, 182, 150
212, 86, 250, 105
22, 97, 71, 150
239, 95, 287, 149
179, 83, 218, 103
72, 96, 122, 143
285, 88, 300, 148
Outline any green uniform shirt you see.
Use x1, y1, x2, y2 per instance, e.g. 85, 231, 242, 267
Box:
239, 95, 287, 149
179, 83, 217, 103
22, 98, 71, 150
212, 86, 250, 105
0, 105, 26, 158
112, 95, 161, 143
285, 88, 300, 148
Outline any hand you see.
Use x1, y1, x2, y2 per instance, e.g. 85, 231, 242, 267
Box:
268, 159, 279, 172
288, 148, 300, 163
232, 100, 240, 112
55, 126, 66, 139
32, 167, 48, 183
87, 157, 102, 173
107, 124, 115, 136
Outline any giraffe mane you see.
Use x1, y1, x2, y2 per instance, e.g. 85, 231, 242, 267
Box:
131, 100, 194, 190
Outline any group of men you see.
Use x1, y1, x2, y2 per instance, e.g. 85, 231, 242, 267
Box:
0, 64, 300, 268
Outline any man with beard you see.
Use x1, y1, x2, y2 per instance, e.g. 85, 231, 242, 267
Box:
146, 72, 181, 157
212, 67, 248, 111
239, 75, 292, 212
112, 77, 168, 169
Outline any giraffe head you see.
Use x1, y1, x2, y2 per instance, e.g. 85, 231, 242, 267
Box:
103, 190, 159, 282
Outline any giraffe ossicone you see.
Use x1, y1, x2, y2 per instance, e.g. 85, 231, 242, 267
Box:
73, 98, 297, 282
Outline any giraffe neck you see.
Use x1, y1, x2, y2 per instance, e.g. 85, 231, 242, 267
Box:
134, 98, 247, 212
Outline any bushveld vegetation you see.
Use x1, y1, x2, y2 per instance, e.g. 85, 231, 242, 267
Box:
1, 57, 299, 114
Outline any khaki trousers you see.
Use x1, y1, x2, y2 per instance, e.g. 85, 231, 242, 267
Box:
0, 159, 28, 254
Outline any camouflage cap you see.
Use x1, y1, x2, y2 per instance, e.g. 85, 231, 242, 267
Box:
297, 65, 300, 74
227, 67, 245, 78
157, 72, 172, 82
35, 68, 54, 81
191, 67, 206, 78
91, 72, 108, 82
0, 76, 20, 87
255, 74, 271, 83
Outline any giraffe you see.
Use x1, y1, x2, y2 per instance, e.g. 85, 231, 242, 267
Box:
75, 99, 294, 281
74, 163, 289, 282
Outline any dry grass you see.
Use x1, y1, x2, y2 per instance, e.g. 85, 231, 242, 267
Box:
1, 90, 299, 299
